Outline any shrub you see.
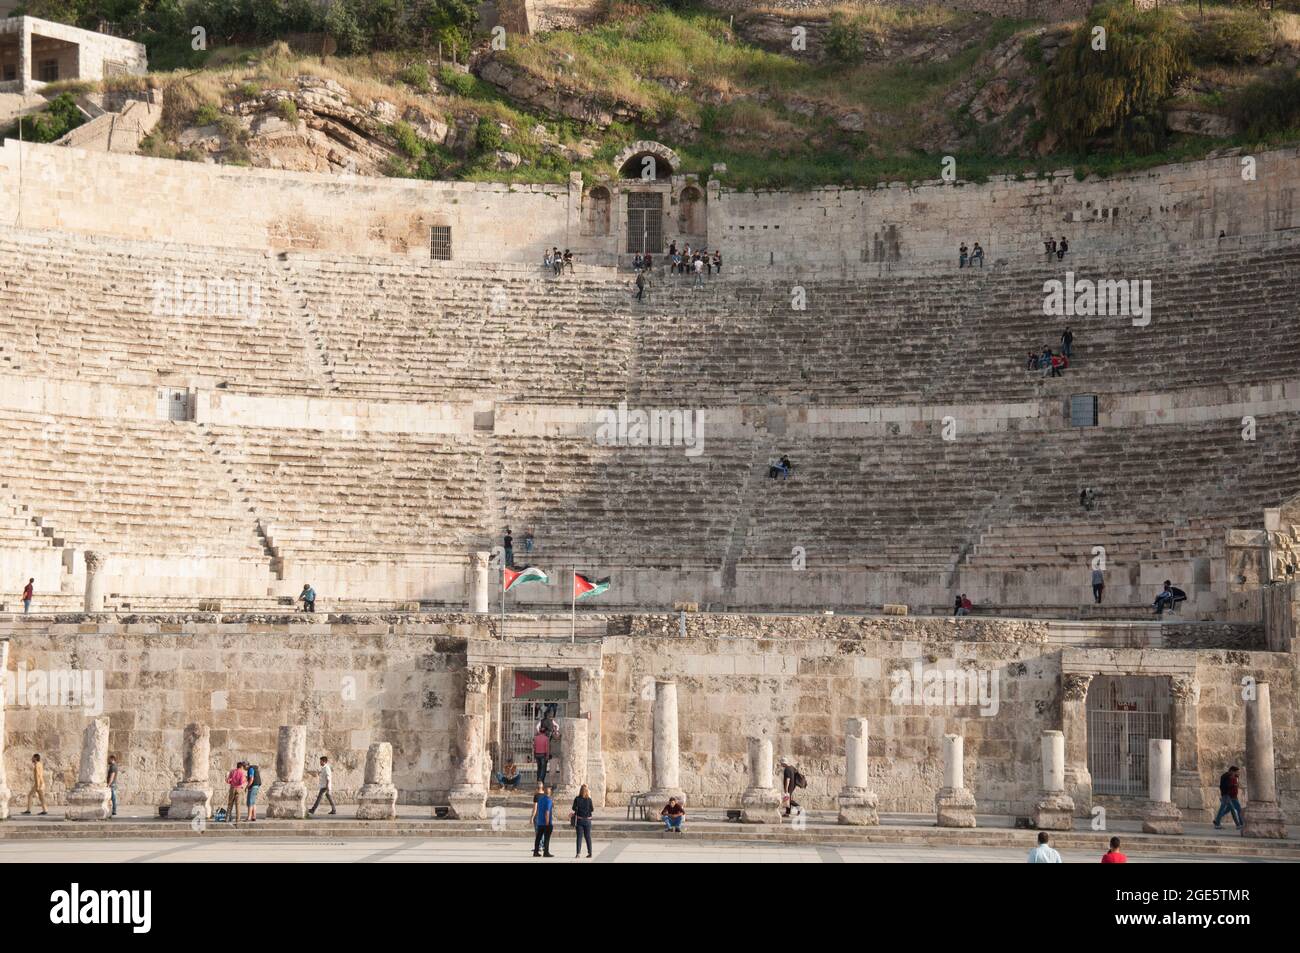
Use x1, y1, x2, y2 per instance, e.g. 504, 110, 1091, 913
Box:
438, 67, 477, 98
391, 120, 425, 159
1188, 15, 1272, 66
277, 99, 299, 124
474, 115, 504, 154
825, 16, 864, 63
1229, 66, 1300, 137
238, 82, 262, 99
13, 93, 86, 143
399, 63, 430, 89
193, 103, 223, 126
1042, 1, 1191, 153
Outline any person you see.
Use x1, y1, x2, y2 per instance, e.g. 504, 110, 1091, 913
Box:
107, 755, 119, 817
532, 785, 555, 857
21, 577, 33, 614
543, 248, 553, 272
571, 783, 594, 858
961, 594, 972, 615
1026, 351, 1039, 371
1061, 326, 1073, 359
1101, 837, 1127, 863
1057, 236, 1069, 260
552, 247, 562, 276
225, 760, 246, 826
245, 762, 262, 822
1153, 580, 1187, 616
309, 755, 336, 815
642, 252, 653, 271
1092, 566, 1105, 604
635, 269, 646, 301
768, 455, 792, 480
971, 242, 984, 268
1213, 766, 1243, 830
660, 796, 686, 832
958, 242, 968, 268
1049, 352, 1065, 378
563, 249, 574, 273
1080, 486, 1096, 511
523, 529, 534, 555
712, 249, 721, 275
495, 760, 521, 790
503, 528, 513, 569
538, 705, 559, 738
1028, 831, 1062, 863
693, 254, 704, 286
632, 252, 643, 272
1044, 236, 1056, 261
779, 756, 803, 817
298, 583, 315, 613
533, 727, 552, 783
22, 753, 49, 815
953, 594, 964, 617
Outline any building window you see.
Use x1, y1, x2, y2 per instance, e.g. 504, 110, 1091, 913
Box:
39, 59, 59, 82
430, 226, 452, 261
1070, 395, 1099, 427
2, 65, 15, 82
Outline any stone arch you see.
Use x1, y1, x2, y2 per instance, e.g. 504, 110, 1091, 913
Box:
583, 186, 612, 236
614, 140, 679, 181
677, 185, 704, 235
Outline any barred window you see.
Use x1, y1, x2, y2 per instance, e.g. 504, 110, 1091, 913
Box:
1070, 395, 1098, 427
430, 226, 452, 261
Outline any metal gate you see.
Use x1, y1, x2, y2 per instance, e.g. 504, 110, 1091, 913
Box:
1087, 709, 1168, 796
502, 695, 574, 785
626, 193, 663, 254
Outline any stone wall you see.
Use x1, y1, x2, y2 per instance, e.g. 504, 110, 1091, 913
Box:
2, 139, 1297, 270
3, 613, 1293, 820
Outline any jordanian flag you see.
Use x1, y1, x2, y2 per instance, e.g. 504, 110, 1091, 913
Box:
574, 573, 611, 600
503, 566, 549, 591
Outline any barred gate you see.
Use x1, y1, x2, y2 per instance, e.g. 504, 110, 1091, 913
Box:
1087, 709, 1168, 796
502, 698, 574, 786
626, 193, 663, 254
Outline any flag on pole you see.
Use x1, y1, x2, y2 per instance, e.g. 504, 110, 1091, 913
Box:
513, 671, 542, 697
504, 566, 549, 591
574, 573, 611, 600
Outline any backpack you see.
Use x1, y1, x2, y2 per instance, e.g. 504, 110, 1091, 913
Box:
794, 770, 807, 789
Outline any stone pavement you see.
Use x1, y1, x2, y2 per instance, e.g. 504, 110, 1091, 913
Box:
0, 835, 1280, 864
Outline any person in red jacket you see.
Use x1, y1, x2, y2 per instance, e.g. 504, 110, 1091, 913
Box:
1101, 836, 1127, 863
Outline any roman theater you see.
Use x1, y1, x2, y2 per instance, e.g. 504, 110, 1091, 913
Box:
0, 66, 1298, 864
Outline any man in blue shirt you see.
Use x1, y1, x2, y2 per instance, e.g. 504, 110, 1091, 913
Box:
532, 785, 555, 858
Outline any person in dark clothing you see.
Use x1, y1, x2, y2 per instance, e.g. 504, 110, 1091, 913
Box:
1153, 580, 1187, 616
1061, 327, 1073, 359
660, 796, 686, 832
1044, 237, 1056, 261
1213, 766, 1243, 830
1057, 236, 1069, 260
779, 757, 802, 817
532, 785, 555, 857
572, 783, 594, 858
503, 528, 513, 568
635, 270, 646, 301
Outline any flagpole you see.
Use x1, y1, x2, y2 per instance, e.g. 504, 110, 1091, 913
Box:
571, 567, 576, 645
501, 564, 506, 640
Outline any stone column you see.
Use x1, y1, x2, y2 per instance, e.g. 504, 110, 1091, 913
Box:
740, 736, 781, 823
645, 679, 685, 806
0, 641, 10, 820
470, 551, 489, 613
935, 733, 977, 828
554, 716, 589, 802
837, 717, 880, 825
168, 722, 213, 821
18, 19, 31, 93
84, 550, 106, 612
267, 725, 308, 818
448, 713, 487, 819
1243, 683, 1287, 838
66, 718, 112, 820
1169, 676, 1204, 812
1060, 673, 1093, 816
1142, 738, 1182, 834
356, 742, 398, 820
578, 667, 607, 807
1033, 730, 1075, 830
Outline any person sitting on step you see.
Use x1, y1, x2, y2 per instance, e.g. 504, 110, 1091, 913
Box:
1153, 580, 1187, 616
768, 455, 793, 480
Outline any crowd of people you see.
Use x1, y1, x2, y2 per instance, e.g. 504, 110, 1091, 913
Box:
542, 247, 575, 275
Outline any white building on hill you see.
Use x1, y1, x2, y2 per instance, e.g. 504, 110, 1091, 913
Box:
0, 15, 146, 93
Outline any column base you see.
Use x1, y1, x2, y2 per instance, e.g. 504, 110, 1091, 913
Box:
66, 784, 112, 821
167, 786, 213, 821
935, 786, 977, 828
739, 788, 782, 824
837, 787, 880, 826
355, 784, 398, 820
1171, 769, 1205, 814
1063, 765, 1093, 817
1141, 800, 1184, 835
0, 784, 10, 820
1242, 802, 1288, 839
266, 781, 308, 819
1032, 792, 1075, 831
447, 787, 487, 820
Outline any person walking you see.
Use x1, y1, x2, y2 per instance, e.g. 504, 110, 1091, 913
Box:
225, 760, 246, 826
309, 755, 337, 815
779, 756, 804, 817
245, 761, 263, 822
21, 753, 49, 815
533, 726, 552, 784
635, 270, 646, 301
1091, 566, 1105, 604
1213, 765, 1244, 830
1061, 326, 1074, 359
1028, 831, 1062, 863
298, 583, 316, 613
21, 577, 34, 614
106, 754, 119, 817
572, 783, 594, 858
532, 785, 555, 857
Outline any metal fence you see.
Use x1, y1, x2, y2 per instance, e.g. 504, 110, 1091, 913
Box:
1087, 709, 1169, 796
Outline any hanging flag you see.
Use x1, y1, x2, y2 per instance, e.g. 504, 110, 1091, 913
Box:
574, 573, 611, 600
504, 566, 549, 591
513, 671, 542, 698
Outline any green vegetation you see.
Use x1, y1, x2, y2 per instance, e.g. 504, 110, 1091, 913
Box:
1230, 66, 1300, 138
3, 93, 88, 143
